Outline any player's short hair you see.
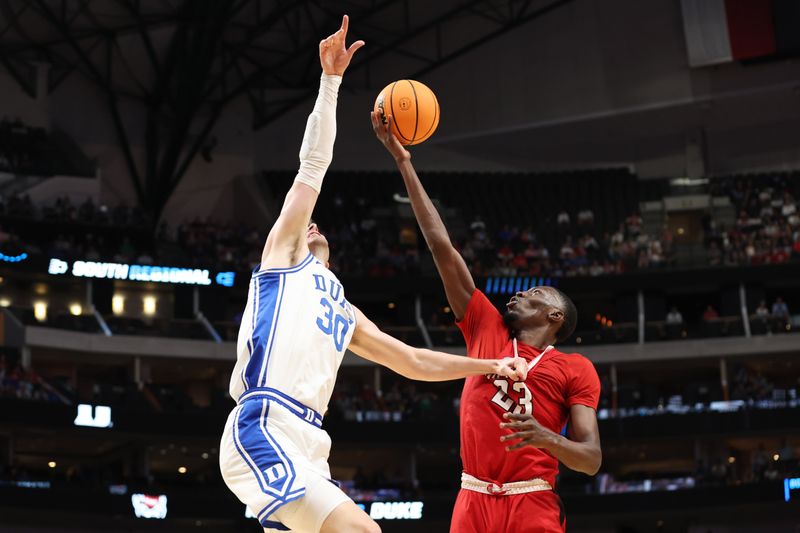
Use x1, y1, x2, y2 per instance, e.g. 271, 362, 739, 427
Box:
554, 289, 577, 343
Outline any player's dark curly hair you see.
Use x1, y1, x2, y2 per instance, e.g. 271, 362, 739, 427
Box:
554, 289, 577, 343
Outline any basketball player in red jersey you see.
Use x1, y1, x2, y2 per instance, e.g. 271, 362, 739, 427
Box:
371, 113, 602, 532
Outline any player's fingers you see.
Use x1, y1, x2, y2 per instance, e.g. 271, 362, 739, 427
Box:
502, 412, 533, 421
499, 431, 528, 442
346, 40, 365, 60
506, 441, 528, 451
499, 421, 528, 430
341, 14, 349, 37
370, 112, 383, 134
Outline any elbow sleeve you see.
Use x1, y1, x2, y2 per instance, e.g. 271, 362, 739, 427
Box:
295, 74, 342, 193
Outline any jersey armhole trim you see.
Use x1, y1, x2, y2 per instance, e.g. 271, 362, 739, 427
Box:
254, 252, 315, 277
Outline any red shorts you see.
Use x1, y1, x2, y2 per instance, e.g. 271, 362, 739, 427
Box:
450, 488, 566, 533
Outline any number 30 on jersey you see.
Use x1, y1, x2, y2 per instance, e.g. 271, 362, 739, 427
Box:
491, 379, 532, 414
316, 297, 349, 350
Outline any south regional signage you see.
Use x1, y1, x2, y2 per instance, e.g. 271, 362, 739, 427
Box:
47, 258, 235, 287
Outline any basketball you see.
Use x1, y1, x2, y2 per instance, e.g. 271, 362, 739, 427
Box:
374, 79, 440, 146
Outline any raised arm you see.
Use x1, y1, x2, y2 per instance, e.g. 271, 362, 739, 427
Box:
371, 113, 475, 319
348, 307, 526, 382
260, 15, 364, 269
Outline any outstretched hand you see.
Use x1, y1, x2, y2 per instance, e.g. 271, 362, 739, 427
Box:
320, 14, 365, 76
371, 111, 411, 163
494, 356, 529, 382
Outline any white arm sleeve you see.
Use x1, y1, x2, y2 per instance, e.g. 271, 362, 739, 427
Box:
294, 74, 342, 193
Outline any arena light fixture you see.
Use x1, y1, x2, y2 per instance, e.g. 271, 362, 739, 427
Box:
48, 461, 56, 468
112, 295, 125, 315
143, 296, 157, 316
178, 466, 187, 474
69, 303, 82, 316
670, 177, 709, 186
0, 297, 10, 307
33, 301, 47, 322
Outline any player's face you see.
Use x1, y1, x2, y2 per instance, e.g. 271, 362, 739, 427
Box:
503, 286, 561, 329
306, 223, 330, 264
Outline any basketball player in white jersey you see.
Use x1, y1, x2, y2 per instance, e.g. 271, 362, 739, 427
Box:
219, 16, 528, 533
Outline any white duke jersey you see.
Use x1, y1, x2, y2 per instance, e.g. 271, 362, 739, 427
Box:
229, 252, 357, 415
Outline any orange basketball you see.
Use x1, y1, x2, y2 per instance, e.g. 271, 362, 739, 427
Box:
374, 80, 440, 146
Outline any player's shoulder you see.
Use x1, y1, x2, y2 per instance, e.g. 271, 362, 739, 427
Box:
461, 289, 505, 322
469, 289, 493, 307
551, 348, 597, 372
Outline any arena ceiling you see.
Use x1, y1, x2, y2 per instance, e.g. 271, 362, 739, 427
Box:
0, 0, 570, 128
0, 0, 571, 220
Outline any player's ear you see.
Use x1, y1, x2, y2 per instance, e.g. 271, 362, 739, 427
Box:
548, 308, 564, 324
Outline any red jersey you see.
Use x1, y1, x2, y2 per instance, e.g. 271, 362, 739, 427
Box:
456, 290, 600, 488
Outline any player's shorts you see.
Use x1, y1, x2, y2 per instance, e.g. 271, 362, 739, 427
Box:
220, 387, 351, 532
450, 486, 566, 533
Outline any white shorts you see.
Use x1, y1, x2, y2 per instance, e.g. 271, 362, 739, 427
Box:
220, 389, 351, 532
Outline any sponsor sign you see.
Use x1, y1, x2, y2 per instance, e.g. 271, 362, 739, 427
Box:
356, 501, 424, 520
131, 493, 168, 519
74, 404, 113, 428
248, 501, 425, 522
785, 477, 800, 502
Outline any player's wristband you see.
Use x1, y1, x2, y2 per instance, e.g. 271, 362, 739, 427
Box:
294, 74, 342, 193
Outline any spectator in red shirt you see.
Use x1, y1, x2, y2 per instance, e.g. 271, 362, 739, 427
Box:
703, 305, 720, 321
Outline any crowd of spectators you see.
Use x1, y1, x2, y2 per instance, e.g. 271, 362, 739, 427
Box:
707, 174, 800, 267
0, 355, 60, 404
694, 440, 798, 489
0, 173, 798, 278
0, 194, 263, 272
450, 210, 672, 278
327, 380, 454, 423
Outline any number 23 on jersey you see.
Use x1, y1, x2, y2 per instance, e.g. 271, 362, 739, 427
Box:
491, 379, 532, 414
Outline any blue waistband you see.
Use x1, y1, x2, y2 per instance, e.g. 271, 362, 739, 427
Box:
238, 387, 323, 428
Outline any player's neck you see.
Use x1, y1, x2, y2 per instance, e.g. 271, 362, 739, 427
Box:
514, 328, 556, 350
